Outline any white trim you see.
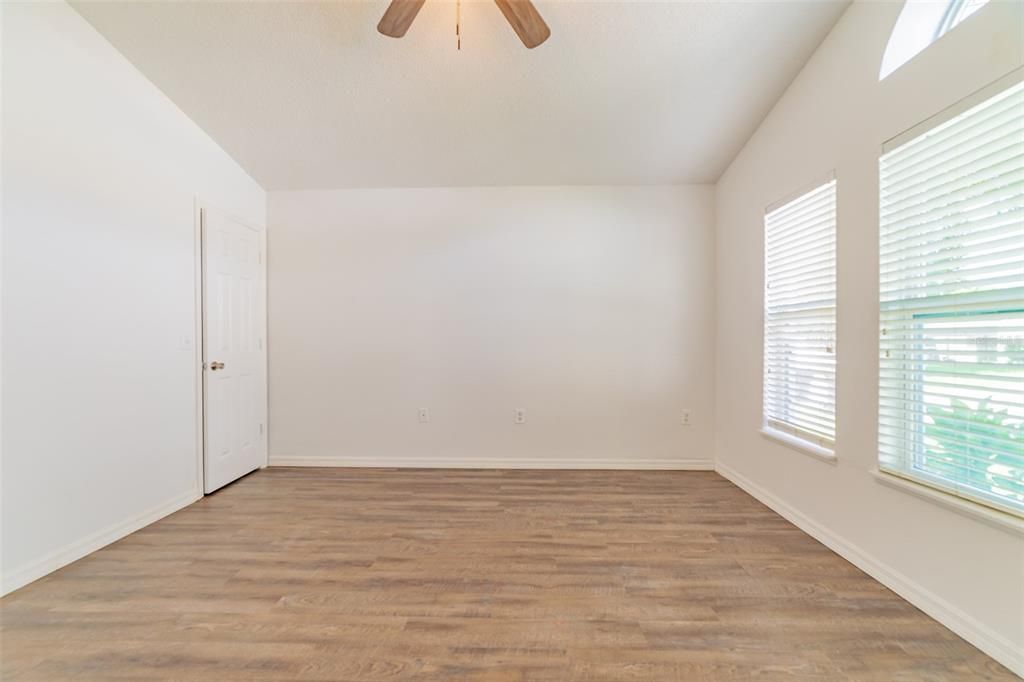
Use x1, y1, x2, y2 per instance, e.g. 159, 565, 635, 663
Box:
715, 462, 1024, 678
872, 469, 1024, 536
0, 489, 200, 596
760, 427, 837, 464
270, 455, 714, 470
193, 198, 205, 494
259, 225, 268, 469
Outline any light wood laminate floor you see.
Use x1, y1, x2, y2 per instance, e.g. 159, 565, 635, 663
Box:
1, 468, 1015, 681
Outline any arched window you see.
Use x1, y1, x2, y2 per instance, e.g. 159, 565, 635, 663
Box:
880, 0, 990, 80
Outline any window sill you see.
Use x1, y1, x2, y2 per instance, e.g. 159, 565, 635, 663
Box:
760, 427, 837, 464
872, 469, 1024, 537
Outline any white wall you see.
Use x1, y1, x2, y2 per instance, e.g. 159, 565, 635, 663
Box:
269, 186, 714, 469
714, 0, 1024, 675
1, 2, 266, 593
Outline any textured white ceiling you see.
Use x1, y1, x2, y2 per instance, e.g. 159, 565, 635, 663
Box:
72, 0, 849, 189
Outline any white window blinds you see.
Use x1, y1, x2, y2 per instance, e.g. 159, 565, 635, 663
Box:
764, 178, 837, 449
879, 79, 1024, 517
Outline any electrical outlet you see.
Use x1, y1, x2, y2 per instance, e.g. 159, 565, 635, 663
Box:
514, 408, 527, 425
418, 407, 430, 423
681, 409, 692, 426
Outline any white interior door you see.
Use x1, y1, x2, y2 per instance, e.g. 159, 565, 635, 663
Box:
202, 209, 266, 493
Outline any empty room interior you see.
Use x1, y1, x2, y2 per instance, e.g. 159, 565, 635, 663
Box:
2, 0, 1023, 679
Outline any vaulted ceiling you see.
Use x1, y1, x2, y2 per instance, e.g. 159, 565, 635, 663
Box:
72, 0, 850, 189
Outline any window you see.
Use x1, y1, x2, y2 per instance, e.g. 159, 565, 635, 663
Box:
879, 78, 1024, 517
880, 0, 991, 80
763, 177, 838, 452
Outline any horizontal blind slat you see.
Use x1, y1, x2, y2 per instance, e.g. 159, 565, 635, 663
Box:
881, 88, 1024, 175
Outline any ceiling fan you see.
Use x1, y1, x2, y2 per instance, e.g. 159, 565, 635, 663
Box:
378, 0, 551, 49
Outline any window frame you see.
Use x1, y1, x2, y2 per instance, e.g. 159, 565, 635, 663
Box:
877, 70, 1024, 519
935, 0, 989, 38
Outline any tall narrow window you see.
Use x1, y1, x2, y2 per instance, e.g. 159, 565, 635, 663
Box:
879, 78, 1023, 517
763, 178, 838, 452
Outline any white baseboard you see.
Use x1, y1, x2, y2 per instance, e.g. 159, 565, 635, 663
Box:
1, 488, 201, 596
715, 462, 1024, 679
270, 455, 714, 470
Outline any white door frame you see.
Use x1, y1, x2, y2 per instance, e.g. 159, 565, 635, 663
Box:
193, 198, 268, 495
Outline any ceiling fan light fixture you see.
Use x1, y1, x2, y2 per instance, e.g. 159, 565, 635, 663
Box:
376, 0, 550, 49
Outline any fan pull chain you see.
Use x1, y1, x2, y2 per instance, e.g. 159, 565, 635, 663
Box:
456, 0, 461, 50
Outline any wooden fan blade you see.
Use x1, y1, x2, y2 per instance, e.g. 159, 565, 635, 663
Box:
494, 0, 550, 48
377, 0, 427, 38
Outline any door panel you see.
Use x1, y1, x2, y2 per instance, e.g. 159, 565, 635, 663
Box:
203, 209, 265, 493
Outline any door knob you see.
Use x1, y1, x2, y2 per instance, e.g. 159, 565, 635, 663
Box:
210, 361, 225, 370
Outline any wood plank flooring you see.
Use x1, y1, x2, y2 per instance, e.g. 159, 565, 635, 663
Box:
1, 468, 1015, 681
